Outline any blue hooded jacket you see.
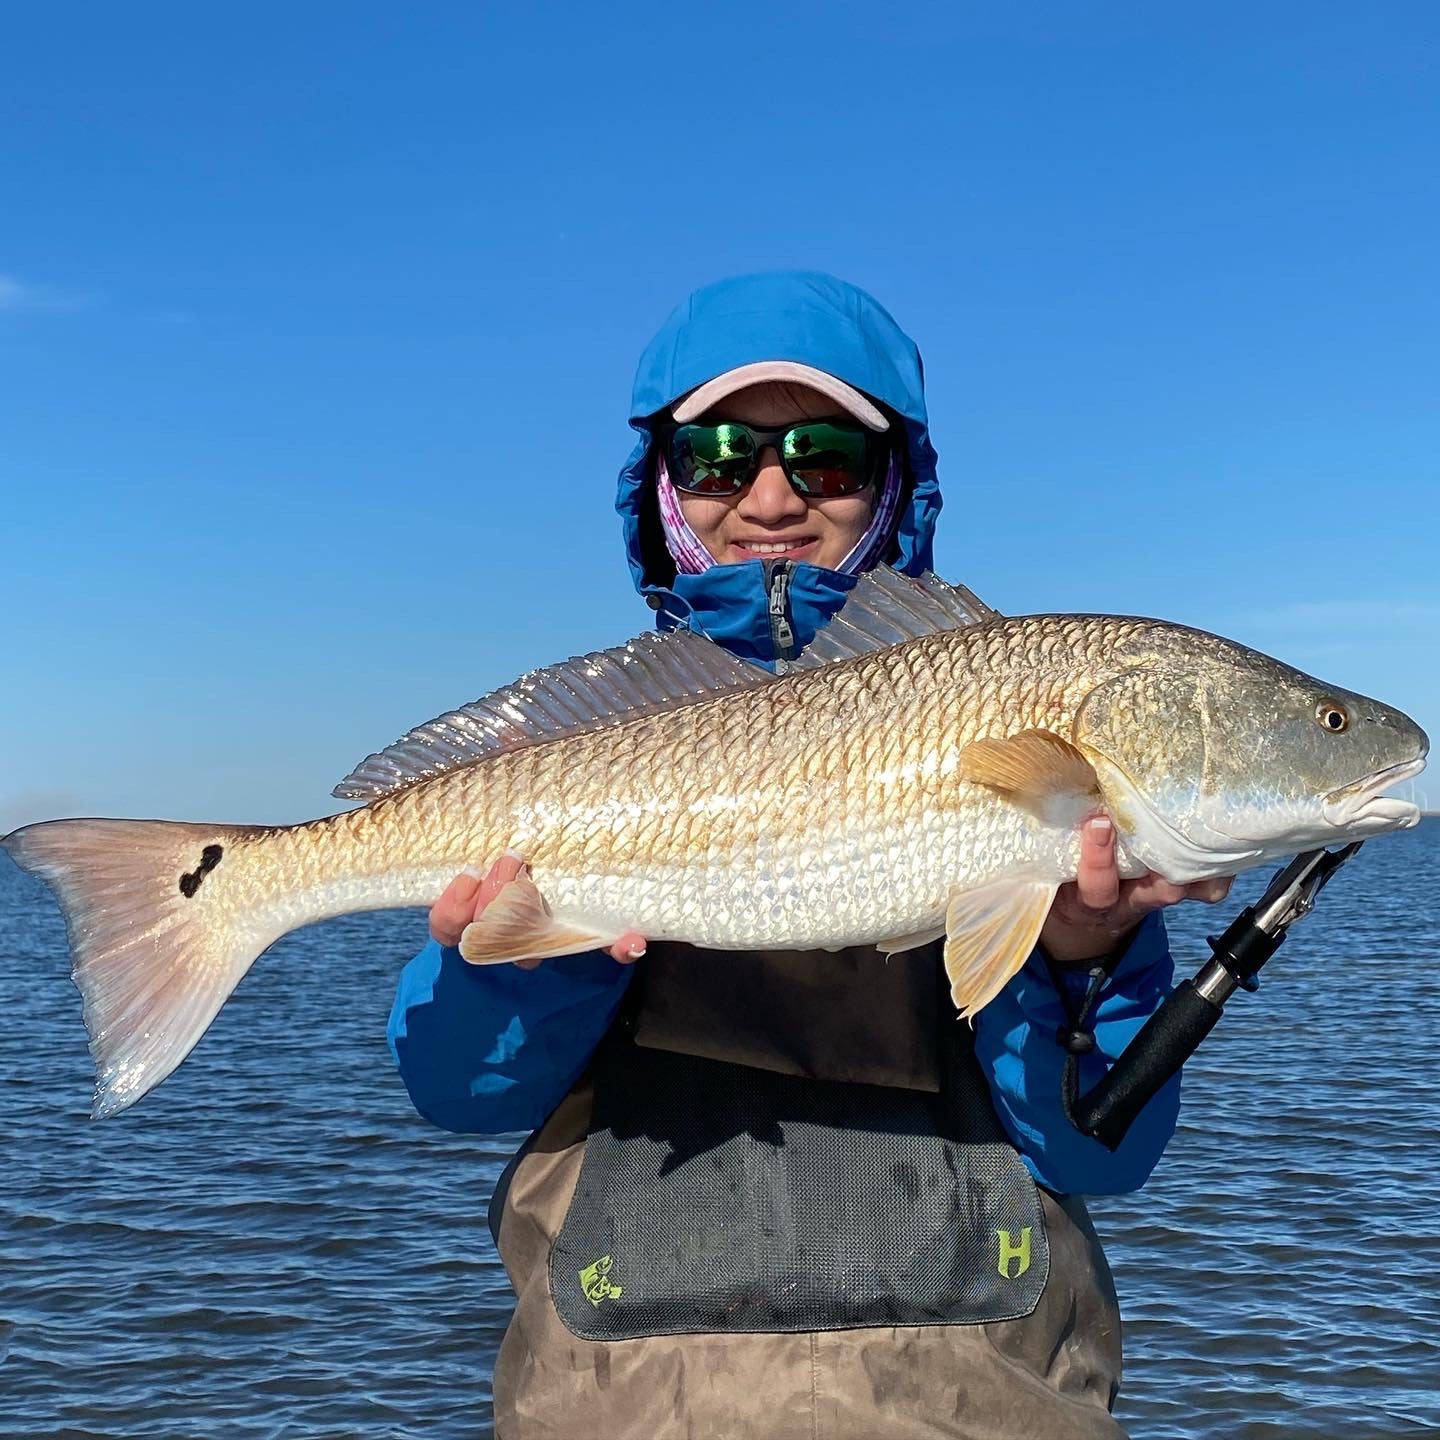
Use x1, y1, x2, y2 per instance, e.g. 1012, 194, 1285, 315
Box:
387, 271, 1181, 1195
614, 270, 942, 662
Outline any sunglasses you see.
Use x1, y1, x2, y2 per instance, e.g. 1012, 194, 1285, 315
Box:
660, 419, 890, 498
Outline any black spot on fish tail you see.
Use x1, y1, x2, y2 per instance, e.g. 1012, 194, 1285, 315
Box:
178, 844, 224, 898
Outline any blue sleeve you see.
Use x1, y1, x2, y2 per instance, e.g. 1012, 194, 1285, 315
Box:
387, 939, 635, 1134
972, 911, 1181, 1196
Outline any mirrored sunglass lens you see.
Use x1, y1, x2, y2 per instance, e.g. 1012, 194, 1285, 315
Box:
670, 424, 757, 494
783, 422, 873, 496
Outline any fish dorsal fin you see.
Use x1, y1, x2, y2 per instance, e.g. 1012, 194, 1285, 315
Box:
332, 628, 773, 802
793, 566, 999, 669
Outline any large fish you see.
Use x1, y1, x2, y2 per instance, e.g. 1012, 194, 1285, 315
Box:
2, 569, 1427, 1118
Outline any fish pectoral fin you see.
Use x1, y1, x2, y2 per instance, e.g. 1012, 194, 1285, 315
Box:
875, 924, 947, 955
457, 876, 609, 965
943, 878, 1058, 1020
958, 730, 1102, 822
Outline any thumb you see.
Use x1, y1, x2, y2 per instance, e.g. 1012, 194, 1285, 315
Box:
1073, 814, 1120, 911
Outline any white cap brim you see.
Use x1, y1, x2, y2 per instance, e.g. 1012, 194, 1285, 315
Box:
670, 361, 889, 432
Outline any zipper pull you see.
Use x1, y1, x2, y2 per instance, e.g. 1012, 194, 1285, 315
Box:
767, 561, 796, 661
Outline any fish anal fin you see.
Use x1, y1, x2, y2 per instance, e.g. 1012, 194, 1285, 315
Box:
943, 878, 1057, 1021
959, 730, 1101, 822
875, 924, 946, 955
457, 875, 610, 965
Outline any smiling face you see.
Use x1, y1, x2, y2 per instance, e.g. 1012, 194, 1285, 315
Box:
675, 382, 879, 569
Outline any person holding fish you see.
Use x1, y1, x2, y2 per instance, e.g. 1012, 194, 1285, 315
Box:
5, 269, 1423, 1434
391, 272, 1233, 1439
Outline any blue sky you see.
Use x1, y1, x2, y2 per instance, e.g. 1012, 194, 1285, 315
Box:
2, 2, 1437, 828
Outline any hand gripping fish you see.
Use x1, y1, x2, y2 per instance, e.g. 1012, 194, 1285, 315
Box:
2, 569, 1428, 1118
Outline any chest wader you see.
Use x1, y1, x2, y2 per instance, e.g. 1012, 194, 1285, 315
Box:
544, 944, 1049, 1340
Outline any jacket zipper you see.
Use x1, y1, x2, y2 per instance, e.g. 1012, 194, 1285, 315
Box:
767, 560, 796, 667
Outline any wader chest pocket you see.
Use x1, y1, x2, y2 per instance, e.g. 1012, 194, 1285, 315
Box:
549, 1038, 1048, 1340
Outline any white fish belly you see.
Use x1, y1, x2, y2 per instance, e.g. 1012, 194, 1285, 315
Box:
541, 800, 1087, 950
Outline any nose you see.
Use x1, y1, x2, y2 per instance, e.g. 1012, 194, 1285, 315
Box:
737, 447, 808, 524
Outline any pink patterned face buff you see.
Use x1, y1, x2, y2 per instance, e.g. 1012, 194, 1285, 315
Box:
655, 449, 903, 577
655, 453, 718, 575
836, 449, 903, 575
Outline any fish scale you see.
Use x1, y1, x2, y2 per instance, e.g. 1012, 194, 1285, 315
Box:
1, 571, 1424, 1116
244, 618, 1153, 951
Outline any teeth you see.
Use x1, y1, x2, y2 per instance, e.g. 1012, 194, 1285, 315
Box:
741, 541, 809, 554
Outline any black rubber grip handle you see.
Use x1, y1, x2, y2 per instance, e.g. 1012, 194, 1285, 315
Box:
1072, 981, 1223, 1151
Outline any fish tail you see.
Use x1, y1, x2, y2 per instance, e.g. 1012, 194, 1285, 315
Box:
2, 816, 281, 1118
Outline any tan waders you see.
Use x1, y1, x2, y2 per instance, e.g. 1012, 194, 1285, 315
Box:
489, 945, 1128, 1439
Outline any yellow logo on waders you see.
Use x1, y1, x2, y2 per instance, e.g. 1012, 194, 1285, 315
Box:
996, 1227, 1033, 1279
579, 1254, 624, 1307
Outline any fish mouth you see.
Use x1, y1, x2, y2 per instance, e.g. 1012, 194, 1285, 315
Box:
1322, 755, 1428, 831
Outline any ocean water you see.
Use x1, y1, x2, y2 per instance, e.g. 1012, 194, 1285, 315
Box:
1, 823, 1436, 1439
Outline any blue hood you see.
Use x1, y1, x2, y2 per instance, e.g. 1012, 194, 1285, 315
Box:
616, 271, 942, 664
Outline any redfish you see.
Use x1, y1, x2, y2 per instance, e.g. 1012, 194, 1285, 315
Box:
3, 569, 1426, 1117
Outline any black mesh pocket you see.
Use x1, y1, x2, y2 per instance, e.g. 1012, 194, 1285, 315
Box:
550, 1038, 1048, 1339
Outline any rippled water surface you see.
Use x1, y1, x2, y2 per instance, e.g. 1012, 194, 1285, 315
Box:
2, 824, 1437, 1438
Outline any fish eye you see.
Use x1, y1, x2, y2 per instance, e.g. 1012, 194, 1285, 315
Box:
1316, 700, 1349, 733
